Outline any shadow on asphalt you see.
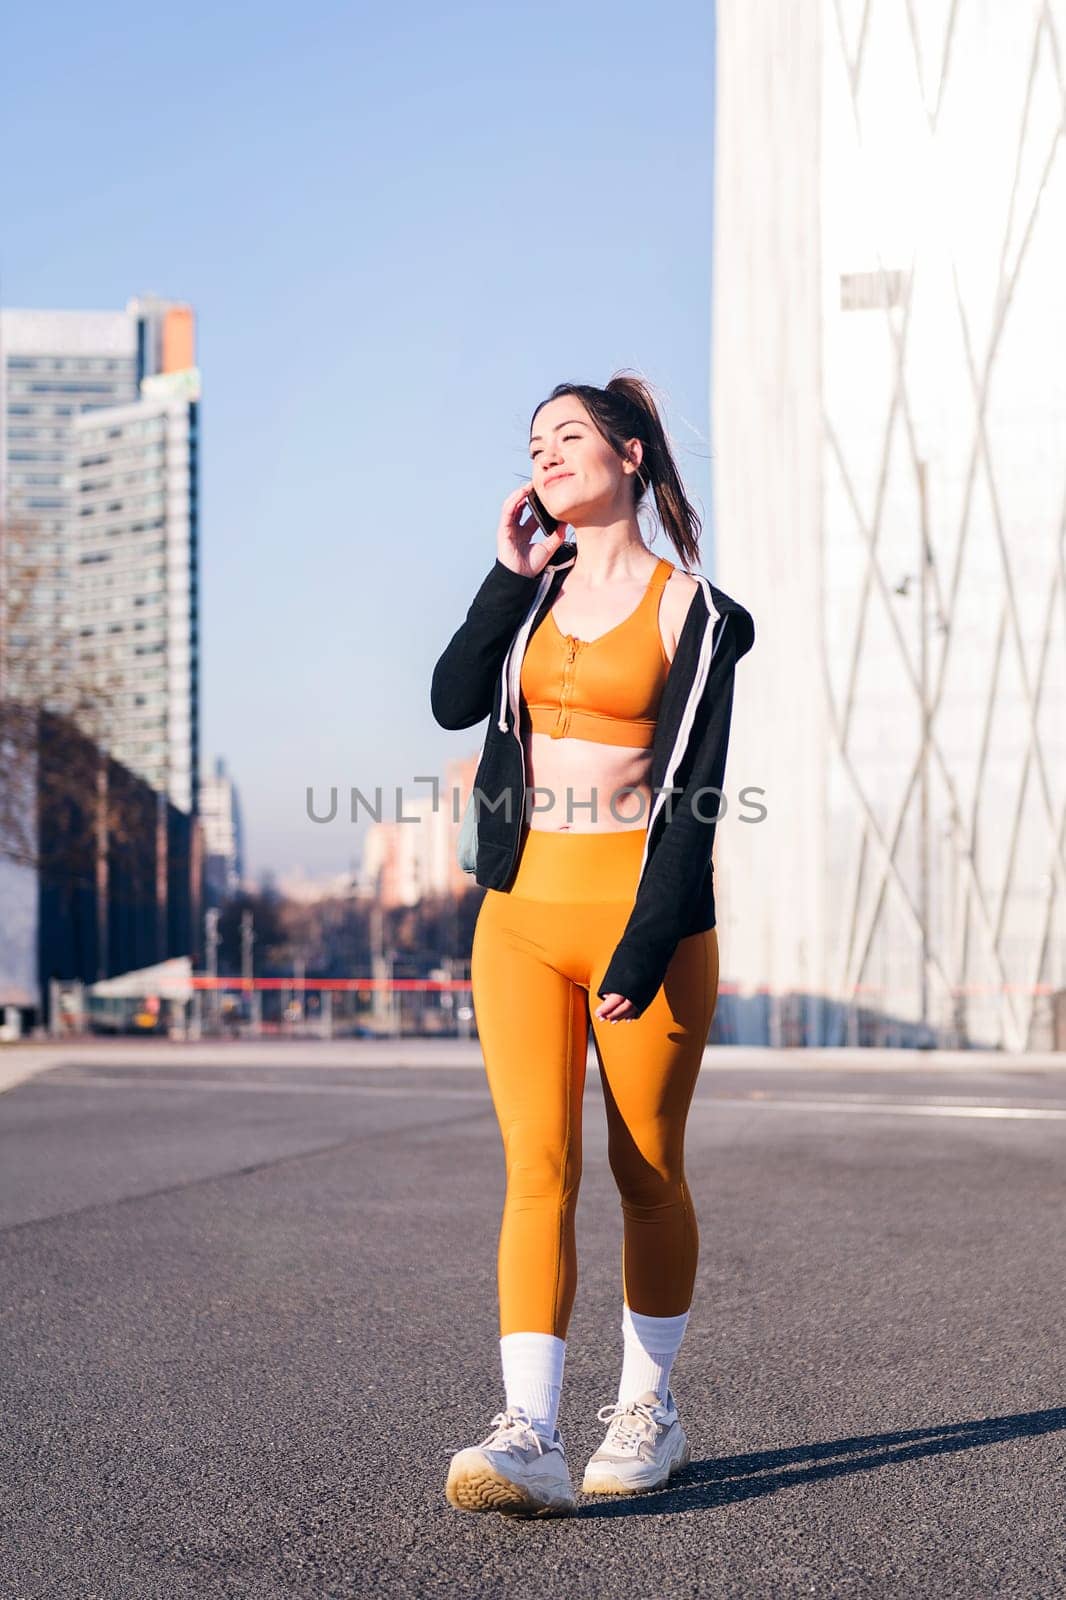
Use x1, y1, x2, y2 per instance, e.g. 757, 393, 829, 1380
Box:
576, 1406, 1066, 1518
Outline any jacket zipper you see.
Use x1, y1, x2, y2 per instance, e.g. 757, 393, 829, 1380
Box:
494, 562, 570, 880
635, 575, 722, 884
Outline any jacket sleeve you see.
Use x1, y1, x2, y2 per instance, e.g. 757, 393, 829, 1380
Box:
596, 612, 743, 1018
430, 559, 542, 731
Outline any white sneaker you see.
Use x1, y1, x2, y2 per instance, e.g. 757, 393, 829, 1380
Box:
446, 1405, 577, 1517
581, 1388, 691, 1495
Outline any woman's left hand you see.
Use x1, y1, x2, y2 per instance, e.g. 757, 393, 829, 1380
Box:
595, 993, 637, 1023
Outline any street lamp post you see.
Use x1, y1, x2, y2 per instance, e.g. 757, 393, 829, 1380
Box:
917, 460, 931, 1043
205, 907, 219, 1035
241, 909, 255, 1034
893, 459, 949, 1046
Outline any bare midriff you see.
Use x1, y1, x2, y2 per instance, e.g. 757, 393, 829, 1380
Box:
522, 724, 655, 833
520, 575, 675, 832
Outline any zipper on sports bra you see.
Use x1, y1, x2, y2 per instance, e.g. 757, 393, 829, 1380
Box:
553, 633, 582, 738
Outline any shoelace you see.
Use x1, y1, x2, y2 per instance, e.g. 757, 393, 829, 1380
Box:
477, 1404, 555, 1456
595, 1398, 665, 1454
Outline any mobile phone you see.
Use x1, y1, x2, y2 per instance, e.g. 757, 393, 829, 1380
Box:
525, 486, 559, 537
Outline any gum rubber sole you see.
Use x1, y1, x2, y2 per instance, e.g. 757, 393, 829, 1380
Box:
446, 1460, 576, 1518
581, 1438, 692, 1496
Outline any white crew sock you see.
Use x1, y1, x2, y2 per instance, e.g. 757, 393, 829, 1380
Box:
499, 1331, 566, 1439
617, 1304, 690, 1407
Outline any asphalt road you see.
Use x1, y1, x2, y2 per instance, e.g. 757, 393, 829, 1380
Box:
1, 1043, 1064, 1599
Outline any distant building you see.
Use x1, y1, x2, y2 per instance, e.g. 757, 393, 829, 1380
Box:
0, 295, 203, 1019
274, 867, 360, 905
0, 305, 139, 700
200, 756, 245, 905
361, 753, 478, 907
0, 296, 200, 814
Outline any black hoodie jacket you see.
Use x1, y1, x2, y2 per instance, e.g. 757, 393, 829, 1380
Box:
431, 540, 755, 1018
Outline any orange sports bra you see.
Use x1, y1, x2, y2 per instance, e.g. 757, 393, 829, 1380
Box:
519, 556, 674, 749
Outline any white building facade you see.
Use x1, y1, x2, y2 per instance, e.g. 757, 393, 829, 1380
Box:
712, 0, 1066, 1049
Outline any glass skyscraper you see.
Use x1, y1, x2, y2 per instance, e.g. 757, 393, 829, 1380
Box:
0, 296, 200, 814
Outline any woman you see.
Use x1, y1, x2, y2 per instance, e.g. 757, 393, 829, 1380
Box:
431, 374, 755, 1516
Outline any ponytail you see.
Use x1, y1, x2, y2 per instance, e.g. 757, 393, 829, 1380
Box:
528, 370, 702, 569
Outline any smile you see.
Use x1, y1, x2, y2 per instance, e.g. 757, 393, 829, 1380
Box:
544, 472, 573, 486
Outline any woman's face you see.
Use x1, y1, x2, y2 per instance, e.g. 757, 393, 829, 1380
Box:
528, 395, 642, 524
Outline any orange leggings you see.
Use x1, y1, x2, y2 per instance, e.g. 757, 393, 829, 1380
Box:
470, 824, 719, 1339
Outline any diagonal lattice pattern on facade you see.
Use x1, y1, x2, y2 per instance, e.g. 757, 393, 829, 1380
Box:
713, 0, 1066, 1049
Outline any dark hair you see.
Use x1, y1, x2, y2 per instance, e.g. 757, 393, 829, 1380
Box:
528, 370, 702, 569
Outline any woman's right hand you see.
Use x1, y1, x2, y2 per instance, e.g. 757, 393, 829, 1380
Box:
496, 482, 566, 577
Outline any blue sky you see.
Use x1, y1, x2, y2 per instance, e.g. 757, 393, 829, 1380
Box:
1, 0, 717, 882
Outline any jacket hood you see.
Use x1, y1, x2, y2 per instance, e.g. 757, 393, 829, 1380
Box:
710, 582, 755, 660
